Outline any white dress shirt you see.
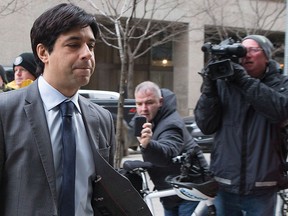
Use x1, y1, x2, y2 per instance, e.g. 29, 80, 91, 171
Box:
38, 76, 95, 216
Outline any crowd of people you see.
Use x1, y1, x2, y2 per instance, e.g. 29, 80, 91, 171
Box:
0, 2, 288, 216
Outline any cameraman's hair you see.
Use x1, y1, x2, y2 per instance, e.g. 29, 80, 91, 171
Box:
135, 81, 162, 98
30, 3, 98, 75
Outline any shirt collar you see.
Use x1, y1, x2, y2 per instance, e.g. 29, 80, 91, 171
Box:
38, 75, 81, 113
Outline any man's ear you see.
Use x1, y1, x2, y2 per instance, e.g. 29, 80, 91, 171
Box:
159, 97, 163, 106
36, 44, 49, 64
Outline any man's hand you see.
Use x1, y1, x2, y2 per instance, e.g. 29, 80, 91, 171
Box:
137, 122, 153, 148
229, 63, 250, 84
199, 67, 218, 97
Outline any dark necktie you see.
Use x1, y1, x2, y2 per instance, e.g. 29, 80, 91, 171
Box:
59, 101, 76, 216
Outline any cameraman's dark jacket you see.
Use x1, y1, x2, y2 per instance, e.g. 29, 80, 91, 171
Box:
194, 60, 288, 195
130, 88, 208, 209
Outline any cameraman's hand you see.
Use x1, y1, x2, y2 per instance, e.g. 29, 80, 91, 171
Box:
199, 67, 218, 97
229, 63, 250, 85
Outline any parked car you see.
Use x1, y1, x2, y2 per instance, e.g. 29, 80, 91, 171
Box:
79, 89, 136, 123
182, 116, 214, 153
79, 89, 138, 157
79, 89, 120, 100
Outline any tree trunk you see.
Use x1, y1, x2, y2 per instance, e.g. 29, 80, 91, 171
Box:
127, 57, 135, 99
114, 21, 128, 168
114, 86, 125, 168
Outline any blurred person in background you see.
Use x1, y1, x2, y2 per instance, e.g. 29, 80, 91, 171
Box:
0, 65, 8, 92
6, 52, 37, 90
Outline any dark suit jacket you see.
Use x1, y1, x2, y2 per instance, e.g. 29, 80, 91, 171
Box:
0, 80, 115, 216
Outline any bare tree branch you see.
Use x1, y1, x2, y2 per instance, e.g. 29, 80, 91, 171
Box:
70, 0, 285, 166
71, 0, 195, 166
0, 0, 31, 16
193, 0, 285, 42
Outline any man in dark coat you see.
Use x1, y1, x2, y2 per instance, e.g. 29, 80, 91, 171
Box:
194, 35, 288, 215
130, 81, 209, 216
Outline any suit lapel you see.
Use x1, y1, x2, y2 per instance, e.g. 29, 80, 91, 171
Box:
24, 80, 58, 209
79, 97, 100, 151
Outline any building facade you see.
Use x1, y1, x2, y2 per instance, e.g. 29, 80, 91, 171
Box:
0, 0, 285, 115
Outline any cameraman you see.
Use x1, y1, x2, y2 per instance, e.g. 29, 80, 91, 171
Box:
194, 35, 288, 215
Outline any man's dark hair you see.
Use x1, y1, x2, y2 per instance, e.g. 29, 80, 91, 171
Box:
30, 3, 98, 74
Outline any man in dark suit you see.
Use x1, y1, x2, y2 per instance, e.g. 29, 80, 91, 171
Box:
0, 3, 115, 216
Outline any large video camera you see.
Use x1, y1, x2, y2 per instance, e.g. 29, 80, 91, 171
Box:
201, 38, 247, 80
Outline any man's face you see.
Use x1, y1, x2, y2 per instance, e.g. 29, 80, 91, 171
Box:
135, 89, 163, 122
14, 66, 35, 86
40, 26, 96, 96
241, 39, 268, 78
0, 76, 4, 86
